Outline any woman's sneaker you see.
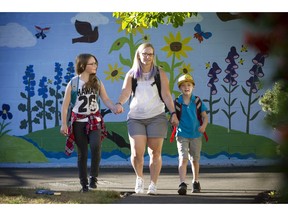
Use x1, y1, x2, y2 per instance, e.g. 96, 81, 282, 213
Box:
135, 177, 144, 194
147, 182, 157, 195
178, 182, 187, 195
192, 181, 201, 193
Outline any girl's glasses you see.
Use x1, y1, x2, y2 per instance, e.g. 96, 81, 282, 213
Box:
87, 62, 97, 66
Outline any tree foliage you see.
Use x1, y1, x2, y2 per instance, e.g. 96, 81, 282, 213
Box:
259, 81, 288, 128
112, 12, 197, 32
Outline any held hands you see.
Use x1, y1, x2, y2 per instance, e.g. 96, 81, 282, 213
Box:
198, 125, 206, 134
170, 113, 179, 127
115, 103, 124, 114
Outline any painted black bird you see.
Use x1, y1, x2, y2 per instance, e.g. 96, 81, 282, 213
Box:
72, 20, 99, 43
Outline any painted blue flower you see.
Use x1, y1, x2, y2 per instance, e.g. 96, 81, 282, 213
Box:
0, 104, 13, 120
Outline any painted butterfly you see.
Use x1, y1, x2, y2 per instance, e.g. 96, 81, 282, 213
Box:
194, 23, 212, 43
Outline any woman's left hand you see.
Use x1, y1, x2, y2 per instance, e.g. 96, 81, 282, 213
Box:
170, 114, 179, 127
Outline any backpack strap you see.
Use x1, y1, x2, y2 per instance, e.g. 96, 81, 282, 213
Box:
131, 76, 137, 97
170, 96, 181, 143
174, 97, 182, 120
154, 67, 163, 102
96, 76, 101, 109
153, 67, 169, 112
195, 96, 208, 142
70, 76, 79, 106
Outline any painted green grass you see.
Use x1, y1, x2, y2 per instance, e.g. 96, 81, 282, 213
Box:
0, 135, 48, 162
201, 124, 279, 158
18, 122, 280, 161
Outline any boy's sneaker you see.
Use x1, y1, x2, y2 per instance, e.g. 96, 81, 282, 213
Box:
135, 177, 144, 194
147, 182, 157, 195
80, 185, 89, 193
89, 176, 97, 189
192, 181, 201, 193
177, 182, 187, 195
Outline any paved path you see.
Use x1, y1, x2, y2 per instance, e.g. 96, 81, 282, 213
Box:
0, 166, 284, 204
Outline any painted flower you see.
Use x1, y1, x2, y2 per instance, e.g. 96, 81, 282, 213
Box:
104, 63, 125, 83
179, 63, 193, 74
161, 32, 192, 60
0, 104, 13, 120
142, 34, 150, 42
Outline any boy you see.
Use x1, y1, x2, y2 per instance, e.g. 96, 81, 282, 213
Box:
174, 74, 208, 195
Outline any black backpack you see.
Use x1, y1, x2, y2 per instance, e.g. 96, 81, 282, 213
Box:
131, 66, 169, 113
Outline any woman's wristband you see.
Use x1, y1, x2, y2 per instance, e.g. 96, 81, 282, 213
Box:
170, 111, 176, 116
115, 102, 122, 106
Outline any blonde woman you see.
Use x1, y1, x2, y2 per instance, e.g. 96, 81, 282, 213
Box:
115, 43, 179, 195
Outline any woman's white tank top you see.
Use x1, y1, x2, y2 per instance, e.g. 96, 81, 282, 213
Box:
128, 72, 165, 119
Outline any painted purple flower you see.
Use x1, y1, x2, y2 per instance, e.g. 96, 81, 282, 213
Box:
207, 62, 222, 94
0, 104, 13, 120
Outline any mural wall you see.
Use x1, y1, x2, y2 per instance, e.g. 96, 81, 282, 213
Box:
0, 12, 280, 167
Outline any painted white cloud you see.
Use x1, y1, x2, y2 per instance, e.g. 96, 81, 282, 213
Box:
0, 23, 37, 48
71, 13, 109, 26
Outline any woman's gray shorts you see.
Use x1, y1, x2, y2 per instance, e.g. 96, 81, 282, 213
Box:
127, 113, 168, 138
176, 136, 202, 161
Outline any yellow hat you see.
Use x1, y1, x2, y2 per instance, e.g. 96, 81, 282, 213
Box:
177, 74, 195, 88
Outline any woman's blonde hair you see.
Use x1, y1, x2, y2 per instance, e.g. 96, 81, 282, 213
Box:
130, 43, 157, 79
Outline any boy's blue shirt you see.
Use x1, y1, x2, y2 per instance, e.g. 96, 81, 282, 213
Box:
176, 94, 208, 139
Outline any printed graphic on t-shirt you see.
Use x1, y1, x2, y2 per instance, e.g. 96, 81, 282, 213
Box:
73, 87, 99, 115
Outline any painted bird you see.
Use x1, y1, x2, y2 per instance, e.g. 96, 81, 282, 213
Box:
72, 20, 99, 43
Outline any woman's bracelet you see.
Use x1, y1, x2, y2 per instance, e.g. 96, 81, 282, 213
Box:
170, 111, 176, 116
115, 102, 122, 106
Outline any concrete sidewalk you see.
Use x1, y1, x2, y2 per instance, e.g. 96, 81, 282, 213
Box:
0, 166, 284, 204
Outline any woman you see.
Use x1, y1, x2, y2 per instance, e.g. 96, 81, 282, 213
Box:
60, 53, 116, 192
115, 43, 179, 195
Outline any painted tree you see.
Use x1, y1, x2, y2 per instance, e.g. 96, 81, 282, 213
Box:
18, 65, 40, 133
49, 63, 63, 126
36, 76, 54, 129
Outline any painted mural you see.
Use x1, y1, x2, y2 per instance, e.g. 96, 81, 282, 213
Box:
0, 12, 280, 167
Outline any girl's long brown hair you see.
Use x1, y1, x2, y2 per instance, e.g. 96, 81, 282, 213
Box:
75, 53, 100, 93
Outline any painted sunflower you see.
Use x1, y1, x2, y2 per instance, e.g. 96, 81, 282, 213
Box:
104, 63, 125, 83
179, 63, 194, 74
161, 32, 193, 60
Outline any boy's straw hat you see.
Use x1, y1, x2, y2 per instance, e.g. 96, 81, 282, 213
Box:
177, 74, 195, 88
